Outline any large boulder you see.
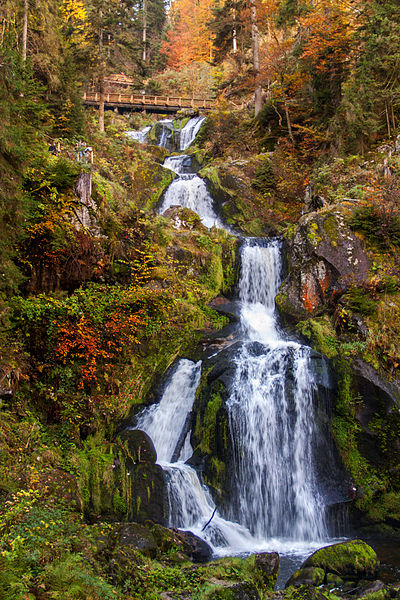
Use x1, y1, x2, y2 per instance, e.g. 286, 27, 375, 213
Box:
171, 528, 213, 563
301, 540, 379, 581
277, 207, 370, 323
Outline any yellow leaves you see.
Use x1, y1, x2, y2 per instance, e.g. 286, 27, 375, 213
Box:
60, 0, 90, 47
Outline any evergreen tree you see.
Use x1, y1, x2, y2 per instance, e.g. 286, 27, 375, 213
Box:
337, 0, 400, 151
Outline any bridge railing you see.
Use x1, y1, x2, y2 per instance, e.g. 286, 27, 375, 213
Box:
83, 92, 217, 110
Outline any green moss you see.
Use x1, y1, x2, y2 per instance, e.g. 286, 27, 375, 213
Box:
307, 221, 322, 247
304, 540, 379, 579
296, 316, 338, 358
195, 388, 223, 455
322, 215, 340, 247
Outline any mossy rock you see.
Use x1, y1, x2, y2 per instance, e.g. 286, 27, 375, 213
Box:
286, 567, 325, 588
205, 582, 261, 600
254, 552, 280, 589
283, 584, 334, 600
301, 540, 379, 581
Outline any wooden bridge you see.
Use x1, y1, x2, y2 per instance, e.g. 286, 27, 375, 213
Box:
83, 91, 217, 114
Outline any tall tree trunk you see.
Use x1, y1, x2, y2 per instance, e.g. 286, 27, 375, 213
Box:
232, 5, 237, 53
22, 0, 28, 61
142, 0, 147, 63
98, 8, 105, 133
250, 0, 262, 116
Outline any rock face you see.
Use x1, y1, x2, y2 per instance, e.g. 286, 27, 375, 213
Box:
116, 429, 168, 525
277, 208, 370, 322
300, 540, 380, 581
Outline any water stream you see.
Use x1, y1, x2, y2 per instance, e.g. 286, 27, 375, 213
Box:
132, 115, 343, 574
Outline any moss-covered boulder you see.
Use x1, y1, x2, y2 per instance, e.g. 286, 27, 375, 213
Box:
286, 567, 325, 588
301, 540, 379, 581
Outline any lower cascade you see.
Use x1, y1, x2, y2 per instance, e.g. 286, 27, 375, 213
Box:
134, 238, 341, 558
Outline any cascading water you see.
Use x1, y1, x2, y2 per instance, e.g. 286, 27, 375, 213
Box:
159, 169, 223, 229
126, 126, 151, 143
132, 117, 342, 570
226, 239, 327, 542
134, 360, 257, 552
179, 116, 205, 150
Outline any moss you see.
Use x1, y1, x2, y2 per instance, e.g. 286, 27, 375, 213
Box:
296, 316, 338, 358
307, 221, 322, 247
303, 540, 379, 579
195, 387, 223, 455
322, 215, 340, 247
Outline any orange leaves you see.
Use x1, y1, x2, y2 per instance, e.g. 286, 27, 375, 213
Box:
162, 0, 215, 68
299, 0, 355, 76
54, 306, 144, 390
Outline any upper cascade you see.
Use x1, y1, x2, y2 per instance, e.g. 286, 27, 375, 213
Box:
179, 116, 205, 150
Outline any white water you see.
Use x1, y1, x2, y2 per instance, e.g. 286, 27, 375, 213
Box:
227, 240, 327, 542
180, 116, 205, 150
126, 126, 151, 143
159, 172, 223, 229
163, 155, 193, 175
133, 120, 338, 564
136, 359, 201, 463
134, 238, 334, 559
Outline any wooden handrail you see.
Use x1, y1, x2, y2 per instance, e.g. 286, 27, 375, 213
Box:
83, 91, 217, 109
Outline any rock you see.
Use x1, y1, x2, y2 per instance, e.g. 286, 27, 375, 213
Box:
118, 429, 157, 464
117, 522, 158, 558
284, 585, 331, 600
130, 463, 168, 525
254, 552, 280, 587
286, 567, 325, 588
326, 572, 344, 587
277, 208, 370, 322
356, 580, 386, 598
301, 540, 380, 581
206, 582, 260, 600
171, 529, 213, 563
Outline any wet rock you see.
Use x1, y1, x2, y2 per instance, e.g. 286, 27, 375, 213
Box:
286, 567, 325, 588
118, 428, 157, 464
326, 572, 344, 587
204, 581, 260, 600
171, 528, 213, 563
117, 522, 158, 558
301, 540, 380, 581
284, 584, 331, 600
356, 580, 386, 598
277, 208, 370, 322
130, 462, 168, 525
254, 552, 280, 587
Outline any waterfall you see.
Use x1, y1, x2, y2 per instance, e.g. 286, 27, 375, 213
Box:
132, 117, 339, 562
180, 116, 205, 150
159, 169, 223, 230
163, 155, 195, 175
126, 126, 151, 143
136, 359, 201, 463
134, 360, 258, 553
226, 239, 327, 541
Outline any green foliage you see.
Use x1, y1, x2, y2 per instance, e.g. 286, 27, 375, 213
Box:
349, 204, 400, 250
342, 287, 377, 316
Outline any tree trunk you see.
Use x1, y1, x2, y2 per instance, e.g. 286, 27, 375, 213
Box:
98, 9, 105, 133
142, 0, 147, 63
22, 0, 28, 61
250, 0, 262, 116
232, 5, 237, 53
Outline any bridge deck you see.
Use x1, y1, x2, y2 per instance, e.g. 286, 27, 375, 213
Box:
83, 92, 216, 113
